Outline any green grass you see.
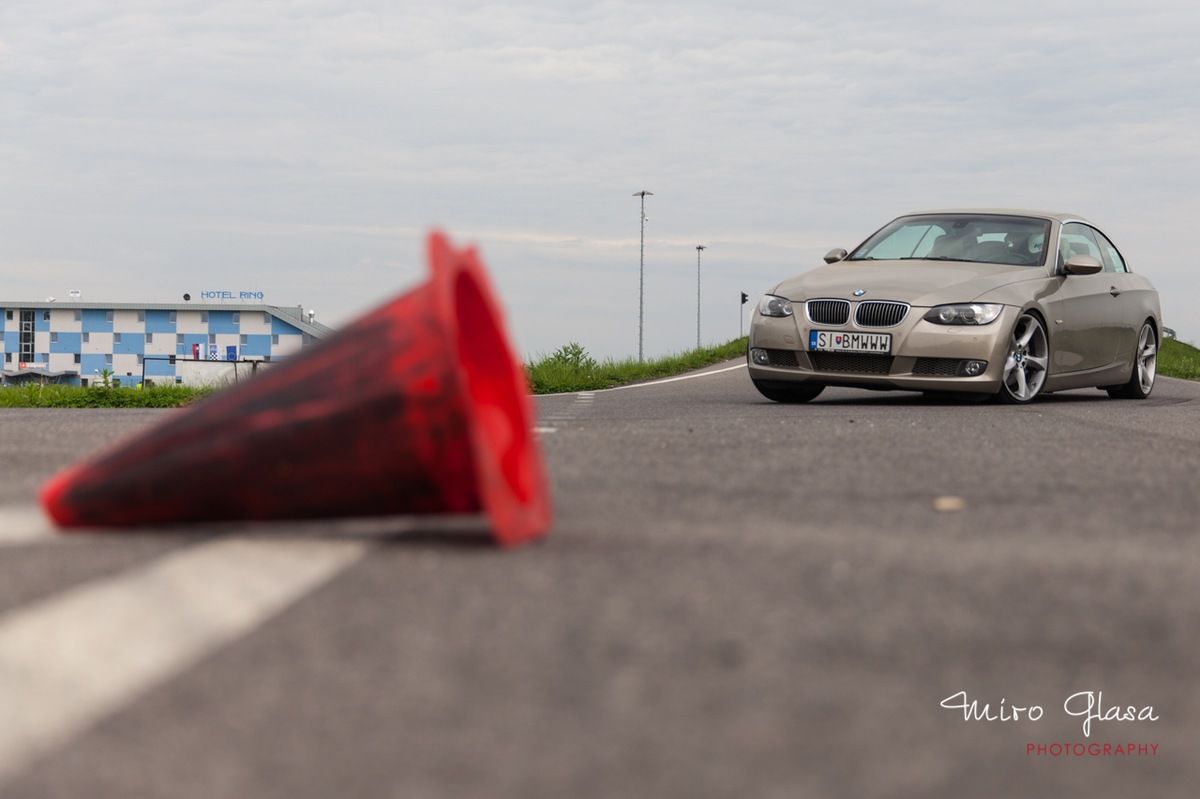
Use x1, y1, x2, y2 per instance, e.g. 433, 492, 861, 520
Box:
527, 338, 748, 394
1160, 338, 1200, 381
0, 384, 214, 408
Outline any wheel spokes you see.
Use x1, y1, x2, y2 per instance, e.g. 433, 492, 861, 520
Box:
1017, 322, 1036, 347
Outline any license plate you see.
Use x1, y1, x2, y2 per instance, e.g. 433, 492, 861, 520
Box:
809, 330, 892, 354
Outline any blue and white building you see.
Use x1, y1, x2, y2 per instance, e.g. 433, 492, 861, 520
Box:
0, 302, 332, 387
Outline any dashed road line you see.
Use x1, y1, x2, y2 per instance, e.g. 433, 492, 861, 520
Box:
537, 391, 600, 423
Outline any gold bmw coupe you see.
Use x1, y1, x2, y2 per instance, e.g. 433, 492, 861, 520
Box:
748, 210, 1162, 404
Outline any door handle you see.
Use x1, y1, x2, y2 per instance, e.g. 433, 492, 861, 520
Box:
1109, 286, 1121, 297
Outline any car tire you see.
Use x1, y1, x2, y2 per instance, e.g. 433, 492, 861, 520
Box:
995, 311, 1050, 404
752, 380, 825, 403
1106, 322, 1157, 399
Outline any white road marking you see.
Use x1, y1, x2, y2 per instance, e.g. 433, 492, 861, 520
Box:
0, 506, 58, 547
0, 536, 367, 786
535, 362, 746, 398
602, 363, 746, 392
533, 427, 558, 434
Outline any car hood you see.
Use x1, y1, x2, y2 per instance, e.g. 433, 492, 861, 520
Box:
774, 260, 1044, 307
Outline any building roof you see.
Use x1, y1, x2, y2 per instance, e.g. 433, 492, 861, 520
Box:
0, 302, 334, 338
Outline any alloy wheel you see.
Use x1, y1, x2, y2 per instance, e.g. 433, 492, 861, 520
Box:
1136, 323, 1157, 394
1002, 313, 1048, 402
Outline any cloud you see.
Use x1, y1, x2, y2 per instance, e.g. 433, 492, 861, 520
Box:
1, 1, 1198, 357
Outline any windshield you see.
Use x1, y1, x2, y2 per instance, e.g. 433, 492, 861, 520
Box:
847, 214, 1052, 266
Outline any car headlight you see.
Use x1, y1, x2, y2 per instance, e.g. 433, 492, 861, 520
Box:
758, 295, 794, 317
923, 303, 1003, 325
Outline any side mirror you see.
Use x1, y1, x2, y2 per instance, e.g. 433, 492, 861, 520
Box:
1063, 254, 1103, 275
824, 248, 848, 264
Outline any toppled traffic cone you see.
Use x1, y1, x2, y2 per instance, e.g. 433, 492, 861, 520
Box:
40, 232, 551, 546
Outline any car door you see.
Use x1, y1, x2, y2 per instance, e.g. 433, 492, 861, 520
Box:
1040, 223, 1119, 372
1091, 226, 1143, 365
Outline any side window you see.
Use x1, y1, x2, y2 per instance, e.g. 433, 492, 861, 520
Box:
1090, 228, 1128, 273
1057, 223, 1102, 270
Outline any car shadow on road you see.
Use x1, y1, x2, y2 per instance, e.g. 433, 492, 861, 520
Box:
798, 390, 1114, 407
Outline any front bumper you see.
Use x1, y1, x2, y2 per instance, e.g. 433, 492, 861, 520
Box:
747, 304, 1019, 394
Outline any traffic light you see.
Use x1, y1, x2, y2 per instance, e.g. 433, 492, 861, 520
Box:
740, 292, 749, 305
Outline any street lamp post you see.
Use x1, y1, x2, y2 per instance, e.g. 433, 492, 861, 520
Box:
695, 245, 706, 349
633, 190, 653, 361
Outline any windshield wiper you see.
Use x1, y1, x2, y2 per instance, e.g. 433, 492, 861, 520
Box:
918, 256, 977, 263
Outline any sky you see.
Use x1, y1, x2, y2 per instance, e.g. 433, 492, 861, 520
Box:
2, 1, 1199, 359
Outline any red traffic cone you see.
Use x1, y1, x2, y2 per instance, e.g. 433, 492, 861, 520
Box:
40, 232, 551, 547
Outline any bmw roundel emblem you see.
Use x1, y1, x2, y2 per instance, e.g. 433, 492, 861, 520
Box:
853, 289, 866, 297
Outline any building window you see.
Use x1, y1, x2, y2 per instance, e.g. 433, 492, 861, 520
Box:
74, 353, 81, 364
137, 354, 144, 365
114, 333, 123, 344
3, 353, 10, 363
82, 332, 90, 343
4, 310, 11, 321
168, 311, 177, 323
145, 333, 153, 344
137, 311, 145, 322
73, 310, 81, 321
208, 333, 216, 345
239, 334, 248, 345
43, 310, 50, 321
105, 310, 113, 323
232, 312, 240, 324
104, 354, 112, 365
176, 333, 184, 344
50, 332, 59, 343
271, 334, 280, 345
262, 312, 270, 324
200, 312, 208, 323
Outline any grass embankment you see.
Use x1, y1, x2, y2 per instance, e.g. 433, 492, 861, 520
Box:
527, 337, 748, 394
0, 384, 213, 409
1160, 338, 1200, 381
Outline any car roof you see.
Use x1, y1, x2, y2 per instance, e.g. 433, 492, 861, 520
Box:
900, 208, 1090, 224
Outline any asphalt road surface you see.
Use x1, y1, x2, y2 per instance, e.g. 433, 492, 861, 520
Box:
2, 364, 1199, 798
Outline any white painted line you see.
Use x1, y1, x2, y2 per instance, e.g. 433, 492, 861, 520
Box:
533, 426, 557, 434
0, 505, 57, 547
534, 362, 746, 398
0, 537, 367, 786
602, 362, 746, 392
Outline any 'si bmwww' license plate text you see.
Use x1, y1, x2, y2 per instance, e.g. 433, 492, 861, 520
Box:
809, 331, 892, 354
